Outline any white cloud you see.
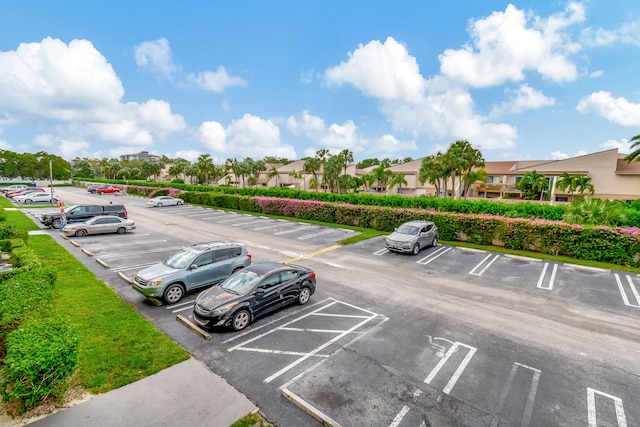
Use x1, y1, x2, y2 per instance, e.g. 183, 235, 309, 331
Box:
581, 17, 640, 47
198, 113, 296, 159
600, 138, 633, 154
490, 84, 555, 117
589, 70, 604, 78
187, 66, 246, 92
287, 110, 416, 157
33, 133, 91, 159
324, 38, 519, 151
549, 151, 569, 160
174, 149, 201, 163
577, 91, 640, 127
439, 3, 583, 87
325, 37, 426, 103
134, 38, 177, 77
0, 37, 186, 154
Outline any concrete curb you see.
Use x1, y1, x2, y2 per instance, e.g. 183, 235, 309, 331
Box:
177, 314, 212, 340
281, 388, 341, 427
117, 272, 132, 284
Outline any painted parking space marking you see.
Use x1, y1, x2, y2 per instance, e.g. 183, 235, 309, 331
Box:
298, 229, 338, 240
112, 261, 162, 273
373, 248, 389, 255
390, 337, 477, 426
614, 274, 640, 308
226, 298, 386, 384
416, 246, 452, 265
167, 298, 197, 313
232, 218, 266, 227
97, 245, 184, 259
469, 254, 500, 276
587, 388, 627, 427
274, 225, 315, 235
536, 262, 558, 290
490, 362, 541, 427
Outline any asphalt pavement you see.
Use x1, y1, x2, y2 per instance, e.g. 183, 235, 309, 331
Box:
27, 358, 257, 427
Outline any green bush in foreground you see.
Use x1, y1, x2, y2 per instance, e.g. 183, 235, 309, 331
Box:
1, 316, 79, 415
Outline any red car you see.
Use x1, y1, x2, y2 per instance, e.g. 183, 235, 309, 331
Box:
6, 187, 45, 198
95, 185, 122, 195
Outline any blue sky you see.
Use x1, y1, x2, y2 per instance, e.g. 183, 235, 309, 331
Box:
1, 1, 639, 164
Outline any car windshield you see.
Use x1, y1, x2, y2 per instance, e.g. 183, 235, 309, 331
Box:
396, 224, 420, 235
221, 270, 262, 295
164, 249, 197, 269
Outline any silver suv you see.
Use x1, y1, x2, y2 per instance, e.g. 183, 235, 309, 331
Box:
132, 242, 252, 304
385, 220, 439, 255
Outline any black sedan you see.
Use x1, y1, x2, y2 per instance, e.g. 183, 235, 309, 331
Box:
192, 262, 316, 331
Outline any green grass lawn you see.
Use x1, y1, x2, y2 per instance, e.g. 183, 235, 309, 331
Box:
0, 205, 190, 395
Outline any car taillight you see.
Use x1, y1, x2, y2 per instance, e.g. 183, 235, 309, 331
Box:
309, 272, 316, 279
247, 254, 252, 259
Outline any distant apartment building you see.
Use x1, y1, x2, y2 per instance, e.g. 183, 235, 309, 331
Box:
119, 151, 161, 162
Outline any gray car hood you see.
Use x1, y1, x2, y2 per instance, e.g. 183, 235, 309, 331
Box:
136, 263, 180, 280
387, 232, 416, 242
197, 286, 239, 309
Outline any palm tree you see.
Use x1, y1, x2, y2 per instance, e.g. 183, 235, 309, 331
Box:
338, 174, 357, 193
562, 198, 627, 226
288, 169, 302, 188
322, 156, 342, 192
462, 168, 487, 198
555, 172, 577, 195
418, 153, 447, 197
338, 149, 354, 175
371, 164, 390, 193
624, 134, 640, 163
574, 176, 595, 197
268, 166, 280, 187
303, 157, 321, 191
516, 170, 549, 200
388, 173, 408, 194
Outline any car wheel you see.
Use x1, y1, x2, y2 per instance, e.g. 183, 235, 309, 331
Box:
177, 201, 183, 205
157, 202, 163, 207
25, 199, 32, 204
163, 284, 184, 304
431, 236, 438, 247
75, 229, 87, 237
116, 227, 126, 234
51, 218, 61, 229
412, 243, 420, 255
231, 310, 251, 331
50, 199, 57, 204
298, 285, 311, 305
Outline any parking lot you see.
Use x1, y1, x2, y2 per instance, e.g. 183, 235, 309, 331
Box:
24, 189, 640, 426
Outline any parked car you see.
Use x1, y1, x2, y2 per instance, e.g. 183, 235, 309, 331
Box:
13, 191, 58, 205
385, 220, 439, 255
132, 242, 252, 304
87, 184, 101, 193
192, 262, 316, 331
62, 216, 136, 237
147, 196, 184, 207
95, 185, 122, 195
40, 204, 128, 229
0, 184, 28, 194
6, 187, 46, 198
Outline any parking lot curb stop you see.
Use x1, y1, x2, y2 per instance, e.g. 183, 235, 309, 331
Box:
176, 314, 212, 340
281, 387, 342, 427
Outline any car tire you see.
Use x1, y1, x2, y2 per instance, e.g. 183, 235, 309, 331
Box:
50, 199, 57, 204
75, 229, 87, 237
116, 227, 126, 234
231, 310, 251, 331
25, 199, 32, 204
157, 203, 163, 207
177, 201, 183, 205
412, 243, 420, 255
51, 218, 61, 229
431, 236, 438, 247
298, 285, 311, 305
163, 284, 184, 304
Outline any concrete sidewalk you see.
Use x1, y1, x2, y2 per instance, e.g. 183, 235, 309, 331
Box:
28, 358, 257, 427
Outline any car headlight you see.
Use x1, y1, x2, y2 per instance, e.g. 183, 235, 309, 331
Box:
211, 302, 238, 316
149, 278, 163, 286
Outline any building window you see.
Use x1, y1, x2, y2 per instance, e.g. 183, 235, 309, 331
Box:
486, 176, 500, 184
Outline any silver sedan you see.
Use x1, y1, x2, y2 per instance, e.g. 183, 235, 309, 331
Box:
147, 196, 184, 207
62, 216, 136, 237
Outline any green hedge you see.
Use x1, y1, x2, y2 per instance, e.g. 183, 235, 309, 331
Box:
1, 316, 79, 414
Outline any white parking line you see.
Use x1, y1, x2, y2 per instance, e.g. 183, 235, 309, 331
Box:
98, 245, 184, 259
587, 388, 627, 427
417, 246, 452, 265
111, 261, 162, 273
424, 341, 477, 394
614, 274, 640, 308
274, 225, 315, 235
253, 223, 280, 231
469, 254, 500, 276
298, 229, 338, 240
232, 219, 265, 227
536, 262, 558, 290
373, 248, 389, 256
493, 362, 541, 427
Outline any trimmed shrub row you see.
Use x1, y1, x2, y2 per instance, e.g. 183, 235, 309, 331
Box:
178, 192, 640, 267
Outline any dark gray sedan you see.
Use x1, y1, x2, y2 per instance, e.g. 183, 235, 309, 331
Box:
385, 220, 439, 255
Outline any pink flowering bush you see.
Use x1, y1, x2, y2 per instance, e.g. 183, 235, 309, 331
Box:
177, 192, 640, 267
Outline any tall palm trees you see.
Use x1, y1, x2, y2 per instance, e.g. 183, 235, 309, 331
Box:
624, 134, 640, 164
555, 172, 595, 200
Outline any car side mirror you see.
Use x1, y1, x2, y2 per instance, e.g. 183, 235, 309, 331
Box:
189, 265, 198, 270
255, 287, 265, 294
